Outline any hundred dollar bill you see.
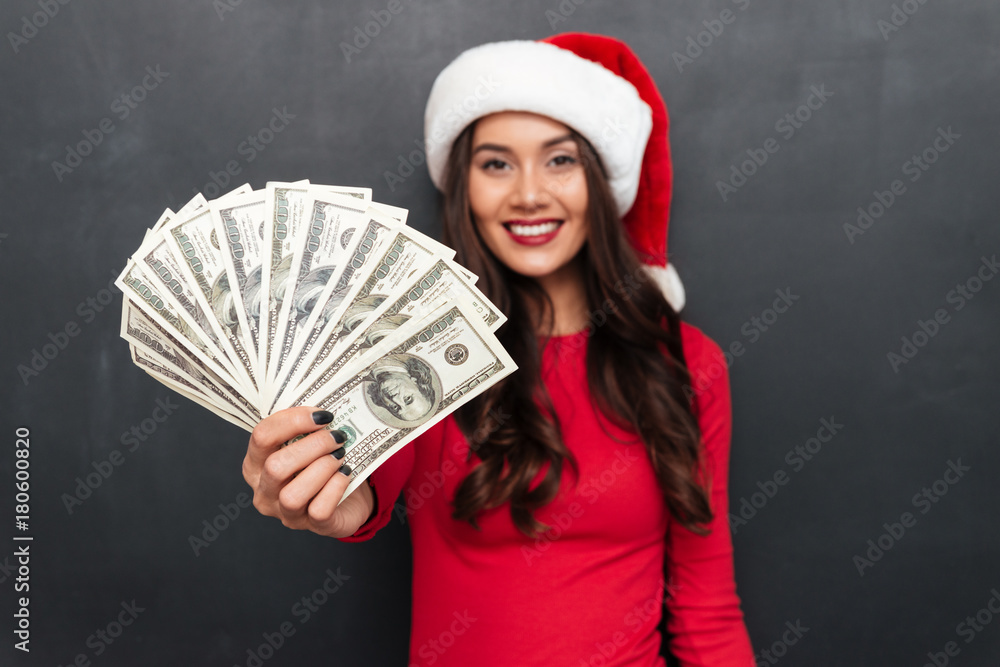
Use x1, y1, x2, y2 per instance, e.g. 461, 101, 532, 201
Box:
212, 191, 267, 361
164, 206, 260, 398
268, 193, 368, 401
295, 300, 517, 500
266, 190, 409, 398
272, 210, 458, 411
260, 181, 312, 384
259, 183, 371, 386
116, 259, 244, 386
171, 193, 208, 224
262, 203, 412, 411
130, 345, 255, 432
292, 201, 414, 341
121, 299, 261, 425
275, 257, 503, 411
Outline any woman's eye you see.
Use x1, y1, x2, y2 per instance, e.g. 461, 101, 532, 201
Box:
550, 154, 578, 167
481, 158, 508, 170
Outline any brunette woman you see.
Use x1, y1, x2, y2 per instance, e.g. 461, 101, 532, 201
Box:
242, 33, 755, 666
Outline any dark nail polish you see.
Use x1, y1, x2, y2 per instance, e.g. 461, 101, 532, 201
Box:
312, 410, 334, 425
330, 429, 347, 444
339, 464, 352, 477
331, 447, 346, 460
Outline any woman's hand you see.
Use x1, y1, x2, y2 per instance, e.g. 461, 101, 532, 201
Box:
243, 406, 375, 539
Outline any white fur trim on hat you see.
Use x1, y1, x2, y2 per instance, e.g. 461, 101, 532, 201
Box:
424, 40, 653, 216
643, 263, 686, 312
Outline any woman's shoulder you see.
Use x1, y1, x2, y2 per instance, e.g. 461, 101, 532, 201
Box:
678, 320, 728, 373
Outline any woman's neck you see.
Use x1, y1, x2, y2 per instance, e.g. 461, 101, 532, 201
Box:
532, 255, 589, 336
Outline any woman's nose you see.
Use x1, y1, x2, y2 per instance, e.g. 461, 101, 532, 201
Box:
512, 166, 550, 210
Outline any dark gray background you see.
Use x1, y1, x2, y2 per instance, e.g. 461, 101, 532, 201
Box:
2, 1, 998, 665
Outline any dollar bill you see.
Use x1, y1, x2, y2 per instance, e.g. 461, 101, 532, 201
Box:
259, 183, 372, 387
293, 299, 517, 500
121, 299, 261, 425
212, 191, 267, 361
262, 207, 413, 413
116, 259, 244, 386
271, 209, 458, 411
268, 193, 368, 403
129, 344, 255, 432
274, 256, 503, 411
164, 207, 260, 398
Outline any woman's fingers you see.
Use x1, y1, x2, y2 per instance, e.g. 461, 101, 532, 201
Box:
246, 407, 335, 475
243, 405, 370, 538
245, 407, 344, 517
306, 467, 355, 525
277, 448, 346, 516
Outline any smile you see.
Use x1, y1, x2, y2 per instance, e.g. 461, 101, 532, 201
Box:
502, 219, 564, 245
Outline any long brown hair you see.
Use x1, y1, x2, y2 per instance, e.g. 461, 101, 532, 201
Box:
442, 121, 713, 537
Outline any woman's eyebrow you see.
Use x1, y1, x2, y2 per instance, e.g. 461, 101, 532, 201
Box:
542, 134, 574, 148
472, 143, 509, 155
472, 134, 576, 155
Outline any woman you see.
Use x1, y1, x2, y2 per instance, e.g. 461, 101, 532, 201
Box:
242, 33, 755, 665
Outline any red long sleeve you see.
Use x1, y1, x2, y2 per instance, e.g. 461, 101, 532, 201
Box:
339, 322, 753, 665
666, 325, 756, 665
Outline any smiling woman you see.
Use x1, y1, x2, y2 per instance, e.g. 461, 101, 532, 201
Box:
466, 112, 591, 305
243, 32, 754, 666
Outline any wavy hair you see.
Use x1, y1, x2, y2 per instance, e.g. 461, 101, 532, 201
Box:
442, 121, 713, 537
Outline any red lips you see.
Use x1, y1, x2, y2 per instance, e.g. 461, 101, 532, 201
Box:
502, 219, 564, 246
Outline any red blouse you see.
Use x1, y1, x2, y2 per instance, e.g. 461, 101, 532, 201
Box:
341, 322, 754, 666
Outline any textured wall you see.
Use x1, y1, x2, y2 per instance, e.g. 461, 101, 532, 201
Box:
1, 1, 998, 665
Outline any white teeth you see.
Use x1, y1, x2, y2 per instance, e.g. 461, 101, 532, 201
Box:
508, 222, 560, 237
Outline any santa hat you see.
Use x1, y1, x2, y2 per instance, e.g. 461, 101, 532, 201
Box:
423, 32, 685, 311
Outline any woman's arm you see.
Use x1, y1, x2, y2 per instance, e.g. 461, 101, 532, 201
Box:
663, 325, 755, 666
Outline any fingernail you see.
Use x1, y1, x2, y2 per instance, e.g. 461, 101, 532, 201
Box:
339, 464, 352, 477
330, 429, 347, 444
331, 447, 346, 460
312, 410, 334, 425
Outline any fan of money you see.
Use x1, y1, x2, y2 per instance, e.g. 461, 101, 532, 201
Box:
117, 181, 516, 499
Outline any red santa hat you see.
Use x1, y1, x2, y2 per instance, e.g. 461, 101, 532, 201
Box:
423, 32, 685, 311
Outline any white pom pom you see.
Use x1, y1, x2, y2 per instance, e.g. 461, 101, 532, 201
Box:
642, 264, 686, 312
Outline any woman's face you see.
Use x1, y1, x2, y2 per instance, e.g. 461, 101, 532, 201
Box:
467, 111, 589, 281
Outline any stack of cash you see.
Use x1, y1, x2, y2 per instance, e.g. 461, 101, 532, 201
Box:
117, 181, 516, 498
